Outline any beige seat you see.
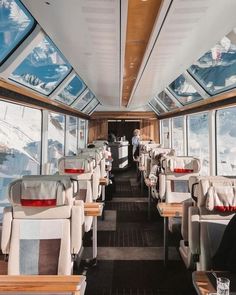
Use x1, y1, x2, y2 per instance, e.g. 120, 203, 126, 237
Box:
1, 175, 85, 276
187, 176, 236, 270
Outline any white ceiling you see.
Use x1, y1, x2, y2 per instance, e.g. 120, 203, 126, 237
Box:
22, 0, 236, 112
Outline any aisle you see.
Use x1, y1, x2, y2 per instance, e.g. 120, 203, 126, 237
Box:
82, 168, 196, 295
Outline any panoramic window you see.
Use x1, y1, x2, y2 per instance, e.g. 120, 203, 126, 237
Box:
168, 74, 202, 105
189, 28, 236, 95
158, 91, 178, 111
188, 113, 209, 175
48, 112, 65, 174
78, 119, 86, 149
172, 116, 185, 156
0, 0, 35, 63
55, 75, 86, 105
149, 97, 165, 114
216, 107, 236, 175
10, 36, 71, 95
73, 90, 94, 111
83, 98, 99, 114
0, 100, 41, 211
162, 119, 170, 148
66, 116, 78, 156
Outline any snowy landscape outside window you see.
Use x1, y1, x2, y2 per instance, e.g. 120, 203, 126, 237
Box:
158, 91, 178, 111
48, 112, 65, 174
74, 90, 94, 111
150, 97, 165, 114
0, 0, 35, 63
162, 119, 170, 148
217, 107, 236, 175
67, 116, 78, 156
172, 116, 185, 156
189, 28, 236, 95
10, 36, 71, 95
168, 74, 202, 105
56, 75, 86, 105
0, 100, 41, 212
78, 119, 86, 149
188, 113, 209, 175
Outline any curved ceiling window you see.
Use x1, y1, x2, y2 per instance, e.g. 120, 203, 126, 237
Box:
158, 91, 178, 111
189, 28, 236, 95
83, 98, 99, 115
0, 0, 35, 64
55, 75, 86, 105
149, 97, 165, 114
10, 36, 72, 95
168, 74, 202, 105
73, 90, 94, 111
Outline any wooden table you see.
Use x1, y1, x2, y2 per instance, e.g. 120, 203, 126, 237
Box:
0, 275, 86, 294
157, 202, 183, 266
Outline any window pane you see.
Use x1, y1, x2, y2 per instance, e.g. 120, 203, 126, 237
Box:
172, 116, 184, 155
168, 74, 202, 105
162, 119, 170, 148
0, 0, 34, 63
150, 98, 165, 114
10, 36, 71, 95
217, 107, 236, 175
55, 75, 86, 105
73, 90, 94, 111
188, 113, 209, 175
83, 98, 99, 114
158, 91, 178, 111
0, 101, 41, 213
189, 29, 236, 95
67, 116, 77, 156
78, 119, 86, 149
48, 112, 65, 174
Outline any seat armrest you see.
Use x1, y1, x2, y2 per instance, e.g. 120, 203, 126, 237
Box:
188, 206, 200, 257
181, 199, 194, 241
159, 173, 166, 200
71, 201, 84, 255
1, 206, 13, 255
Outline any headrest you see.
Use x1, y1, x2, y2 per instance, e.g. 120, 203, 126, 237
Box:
9, 175, 73, 207
206, 185, 236, 212
162, 156, 200, 174
151, 148, 175, 160
78, 148, 103, 163
143, 143, 161, 153
58, 157, 93, 175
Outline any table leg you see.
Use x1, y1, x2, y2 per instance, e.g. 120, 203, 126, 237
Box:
92, 216, 97, 259
141, 171, 144, 195
164, 216, 169, 266
102, 185, 105, 202
148, 186, 151, 221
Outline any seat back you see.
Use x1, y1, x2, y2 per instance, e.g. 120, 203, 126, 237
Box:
187, 176, 236, 270
1, 175, 84, 275
159, 156, 200, 203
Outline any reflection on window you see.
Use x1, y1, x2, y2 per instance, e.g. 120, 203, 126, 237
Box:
217, 107, 236, 175
162, 119, 170, 148
48, 112, 65, 174
168, 74, 202, 105
158, 91, 178, 111
56, 75, 86, 105
172, 116, 184, 156
0, 101, 41, 212
188, 113, 209, 175
0, 0, 34, 63
83, 98, 99, 114
67, 116, 77, 156
78, 119, 86, 149
10, 36, 71, 95
149, 97, 165, 114
73, 90, 94, 111
189, 28, 236, 95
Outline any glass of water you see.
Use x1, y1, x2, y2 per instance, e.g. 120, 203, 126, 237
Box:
217, 277, 230, 295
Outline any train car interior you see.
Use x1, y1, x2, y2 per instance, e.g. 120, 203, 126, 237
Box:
1, 0, 236, 294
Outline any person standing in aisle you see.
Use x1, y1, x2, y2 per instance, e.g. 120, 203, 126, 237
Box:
132, 129, 140, 160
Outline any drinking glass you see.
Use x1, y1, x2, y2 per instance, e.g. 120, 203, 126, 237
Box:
216, 277, 230, 295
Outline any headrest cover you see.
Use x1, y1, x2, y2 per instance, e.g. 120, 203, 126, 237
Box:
21, 179, 64, 207
206, 186, 236, 212
58, 157, 92, 175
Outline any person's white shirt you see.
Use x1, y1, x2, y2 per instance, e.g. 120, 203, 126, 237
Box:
132, 135, 140, 155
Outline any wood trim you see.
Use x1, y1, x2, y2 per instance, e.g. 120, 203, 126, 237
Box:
159, 89, 236, 119
91, 111, 157, 120
0, 79, 89, 119
0, 275, 85, 292
122, 0, 163, 106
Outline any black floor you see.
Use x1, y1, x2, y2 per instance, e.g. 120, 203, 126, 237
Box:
81, 167, 196, 295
